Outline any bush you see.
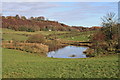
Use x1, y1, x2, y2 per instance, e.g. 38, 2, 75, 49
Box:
27, 28, 35, 32
45, 40, 65, 51
27, 34, 46, 43
18, 26, 35, 32
87, 13, 119, 56
18, 26, 28, 31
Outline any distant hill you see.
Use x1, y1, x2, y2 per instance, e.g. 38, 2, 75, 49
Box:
72, 26, 101, 32
2, 15, 101, 32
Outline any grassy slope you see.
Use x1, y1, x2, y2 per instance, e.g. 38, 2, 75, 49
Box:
2, 34, 28, 41
3, 48, 119, 78
56, 31, 95, 41
1, 28, 95, 42
2, 28, 119, 78
2, 28, 69, 36
1, 28, 70, 41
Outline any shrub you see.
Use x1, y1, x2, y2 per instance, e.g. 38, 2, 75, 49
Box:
27, 28, 35, 32
2, 42, 48, 56
45, 40, 65, 51
89, 13, 120, 56
27, 34, 46, 43
18, 26, 28, 31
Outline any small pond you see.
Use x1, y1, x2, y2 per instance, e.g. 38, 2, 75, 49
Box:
47, 46, 88, 58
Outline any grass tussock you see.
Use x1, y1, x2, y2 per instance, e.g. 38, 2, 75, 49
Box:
2, 42, 48, 56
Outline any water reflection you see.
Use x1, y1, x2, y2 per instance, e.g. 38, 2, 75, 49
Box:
47, 46, 87, 58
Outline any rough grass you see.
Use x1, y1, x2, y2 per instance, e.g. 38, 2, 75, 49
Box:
1, 28, 70, 41
57, 31, 95, 41
2, 48, 119, 78
66, 35, 89, 41
2, 33, 28, 41
2, 28, 69, 36
1, 28, 95, 42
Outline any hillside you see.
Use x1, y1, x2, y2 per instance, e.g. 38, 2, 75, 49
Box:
2, 15, 101, 32
72, 26, 101, 32
2, 15, 77, 32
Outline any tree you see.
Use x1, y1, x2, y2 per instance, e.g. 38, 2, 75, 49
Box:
37, 16, 45, 21
30, 16, 34, 20
91, 12, 119, 56
100, 12, 120, 53
101, 12, 118, 40
15, 15, 20, 19
21, 16, 26, 20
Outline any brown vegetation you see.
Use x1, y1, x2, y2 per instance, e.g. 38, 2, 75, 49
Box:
2, 41, 48, 56
2, 15, 78, 32
27, 34, 46, 43
72, 26, 101, 32
2, 15, 101, 32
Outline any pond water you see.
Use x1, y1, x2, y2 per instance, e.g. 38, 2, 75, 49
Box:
47, 46, 88, 58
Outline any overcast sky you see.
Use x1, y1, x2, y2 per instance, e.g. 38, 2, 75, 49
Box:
2, 2, 118, 27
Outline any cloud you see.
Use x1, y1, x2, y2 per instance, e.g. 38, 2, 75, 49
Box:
47, 2, 117, 26
2, 2, 118, 26
2, 2, 60, 17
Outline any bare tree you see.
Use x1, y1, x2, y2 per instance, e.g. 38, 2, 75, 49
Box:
101, 12, 117, 26
101, 12, 118, 40
101, 12, 120, 53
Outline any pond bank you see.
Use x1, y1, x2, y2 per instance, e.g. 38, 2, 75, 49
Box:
47, 39, 93, 58
59, 40, 92, 47
2, 40, 94, 57
59, 40, 95, 57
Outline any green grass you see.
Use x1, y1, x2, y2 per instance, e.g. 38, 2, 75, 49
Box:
66, 35, 90, 41
1, 28, 69, 36
1, 28, 95, 42
38, 31, 69, 36
1, 28, 34, 35
2, 48, 119, 78
2, 33, 28, 41
1, 28, 31, 41
57, 31, 95, 41
1, 28, 70, 41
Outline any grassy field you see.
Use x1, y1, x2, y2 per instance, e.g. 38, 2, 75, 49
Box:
2, 48, 119, 78
2, 33, 28, 41
1, 28, 70, 41
2, 28, 119, 78
1, 28, 69, 36
53, 31, 95, 41
1, 28, 95, 42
